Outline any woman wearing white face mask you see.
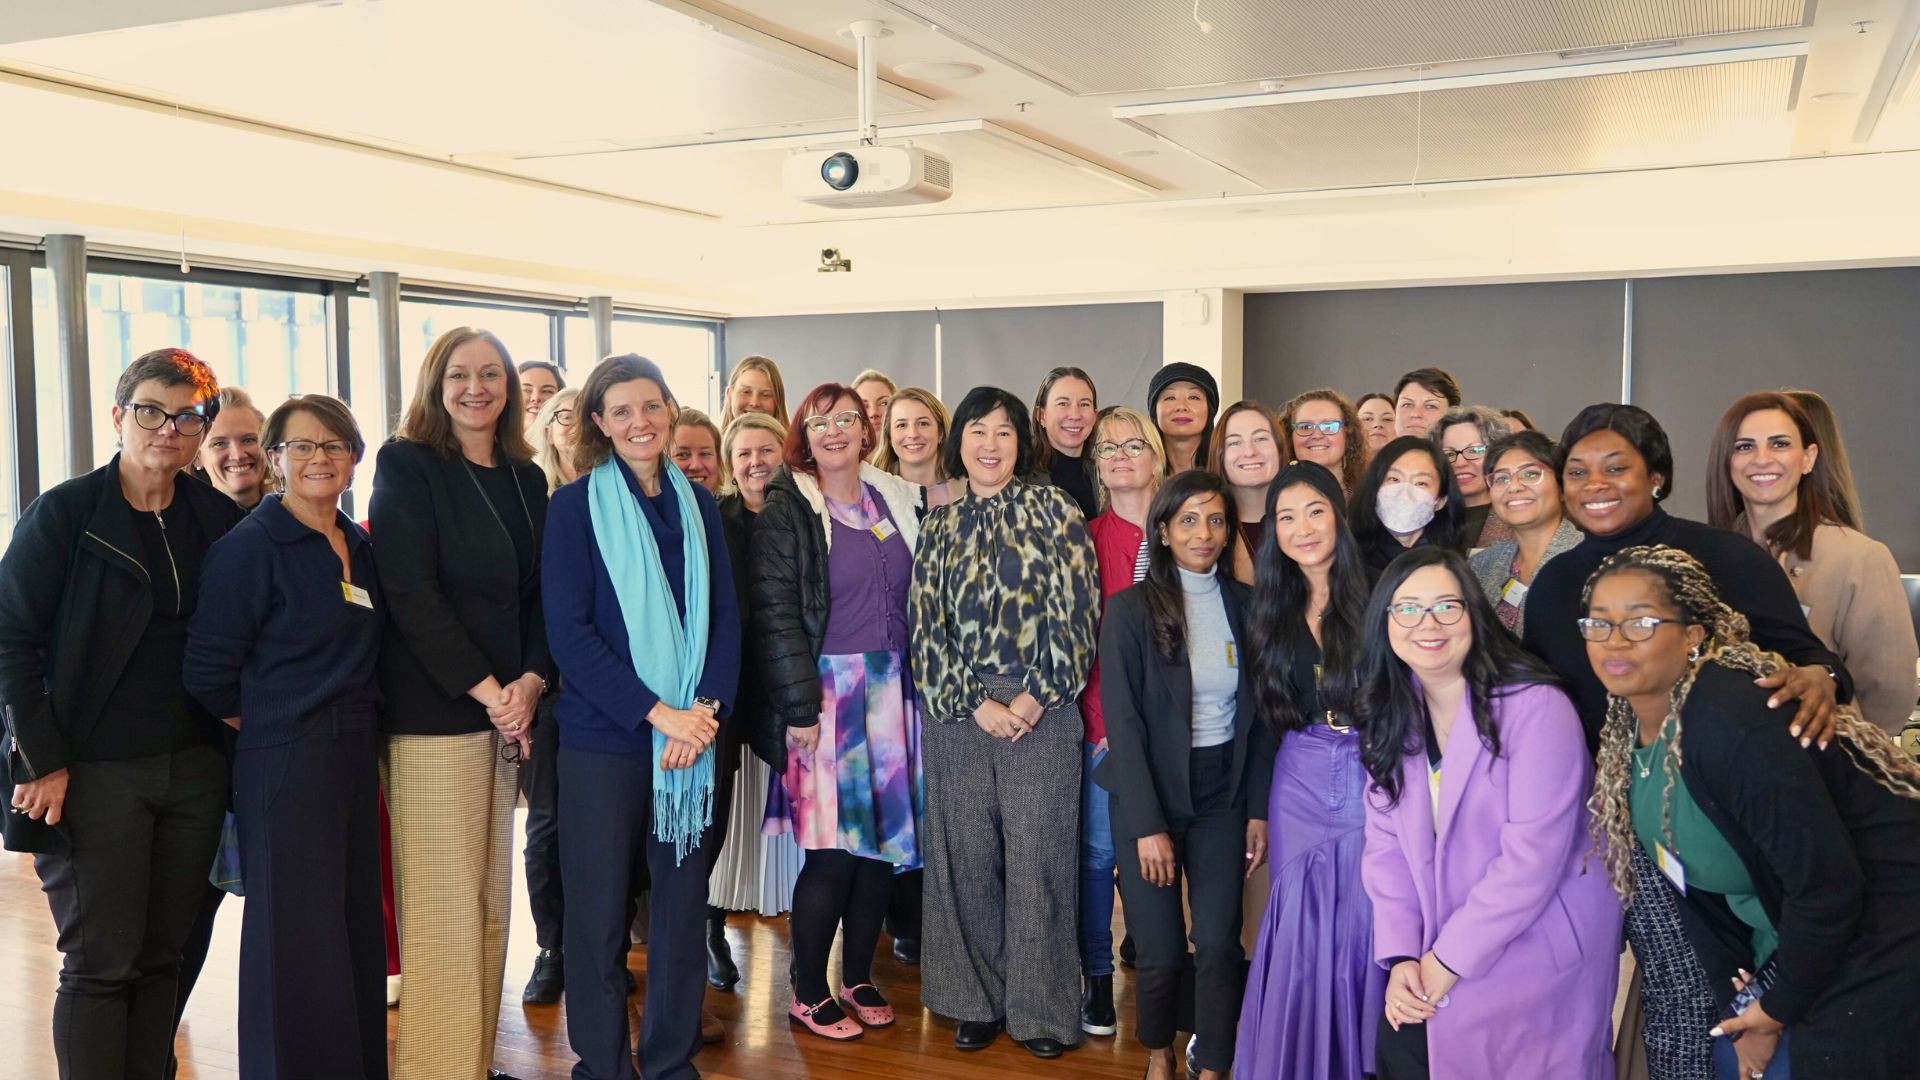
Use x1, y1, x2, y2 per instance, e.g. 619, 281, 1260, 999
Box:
1349, 436, 1465, 577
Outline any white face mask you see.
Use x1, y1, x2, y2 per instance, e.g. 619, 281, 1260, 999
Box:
1376, 482, 1438, 535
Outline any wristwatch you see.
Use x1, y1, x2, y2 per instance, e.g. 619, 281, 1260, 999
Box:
694, 696, 722, 715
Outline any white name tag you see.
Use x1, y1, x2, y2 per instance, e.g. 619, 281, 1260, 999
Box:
342, 581, 374, 609
1655, 841, 1687, 895
870, 519, 898, 542
1501, 578, 1529, 608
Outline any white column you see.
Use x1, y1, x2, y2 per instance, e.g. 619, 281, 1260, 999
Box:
1161, 288, 1243, 403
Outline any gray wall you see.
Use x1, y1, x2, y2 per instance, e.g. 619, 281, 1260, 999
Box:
1244, 281, 1625, 438
1631, 268, 1920, 570
724, 310, 937, 404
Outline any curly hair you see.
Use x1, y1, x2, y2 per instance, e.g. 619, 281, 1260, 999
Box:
1583, 544, 1920, 900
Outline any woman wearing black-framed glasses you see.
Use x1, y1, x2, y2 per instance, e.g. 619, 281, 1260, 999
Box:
1431, 405, 1513, 551
1, 348, 246, 1078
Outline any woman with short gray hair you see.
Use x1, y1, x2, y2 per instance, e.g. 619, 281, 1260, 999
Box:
1431, 405, 1513, 551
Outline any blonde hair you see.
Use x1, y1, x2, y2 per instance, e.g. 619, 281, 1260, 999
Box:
1091, 406, 1166, 511
533, 387, 582, 495
718, 355, 788, 430
851, 369, 898, 395
1585, 544, 1920, 901
873, 386, 951, 478
397, 326, 534, 464
192, 385, 280, 497
719, 412, 789, 496
671, 407, 725, 490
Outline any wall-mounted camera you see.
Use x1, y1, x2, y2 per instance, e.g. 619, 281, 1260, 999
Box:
818, 248, 853, 273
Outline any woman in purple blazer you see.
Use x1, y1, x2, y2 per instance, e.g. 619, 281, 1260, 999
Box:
1351, 547, 1622, 1080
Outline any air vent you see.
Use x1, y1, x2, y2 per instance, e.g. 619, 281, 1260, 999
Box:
922, 152, 953, 189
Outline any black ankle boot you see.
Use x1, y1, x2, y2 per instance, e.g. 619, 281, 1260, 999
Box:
522, 948, 563, 1005
706, 907, 739, 990
1080, 973, 1116, 1036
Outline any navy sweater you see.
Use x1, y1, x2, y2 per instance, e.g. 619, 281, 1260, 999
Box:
184, 496, 382, 749
542, 464, 740, 756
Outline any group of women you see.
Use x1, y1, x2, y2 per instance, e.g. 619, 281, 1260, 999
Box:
2, 340, 1916, 1080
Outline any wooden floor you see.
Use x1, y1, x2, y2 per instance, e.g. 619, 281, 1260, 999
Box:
1, 809, 1148, 1079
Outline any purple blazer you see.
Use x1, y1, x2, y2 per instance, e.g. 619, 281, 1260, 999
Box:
1361, 682, 1623, 1080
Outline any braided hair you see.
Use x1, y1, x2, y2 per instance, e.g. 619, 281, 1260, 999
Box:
1582, 544, 1920, 900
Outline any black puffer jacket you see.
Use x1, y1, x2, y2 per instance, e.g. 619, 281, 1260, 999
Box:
747, 465, 923, 772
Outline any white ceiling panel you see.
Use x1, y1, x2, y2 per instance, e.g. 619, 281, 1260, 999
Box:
0, 0, 924, 155
879, 0, 1811, 93
1134, 54, 1802, 191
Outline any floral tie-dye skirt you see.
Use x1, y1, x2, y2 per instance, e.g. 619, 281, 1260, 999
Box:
764, 649, 925, 870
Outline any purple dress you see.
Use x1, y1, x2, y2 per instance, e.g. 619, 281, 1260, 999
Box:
1235, 638, 1383, 1080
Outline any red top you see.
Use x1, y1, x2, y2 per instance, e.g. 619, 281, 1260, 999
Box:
1081, 510, 1148, 744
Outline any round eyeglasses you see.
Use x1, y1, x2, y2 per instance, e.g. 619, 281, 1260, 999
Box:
1488, 464, 1548, 490
803, 411, 864, 435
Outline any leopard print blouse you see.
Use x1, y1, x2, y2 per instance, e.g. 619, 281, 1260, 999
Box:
909, 478, 1098, 723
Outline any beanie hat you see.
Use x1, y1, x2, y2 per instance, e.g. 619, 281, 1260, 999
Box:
1147, 362, 1221, 469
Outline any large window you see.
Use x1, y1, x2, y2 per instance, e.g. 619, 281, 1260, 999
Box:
561, 314, 718, 414
0, 266, 13, 546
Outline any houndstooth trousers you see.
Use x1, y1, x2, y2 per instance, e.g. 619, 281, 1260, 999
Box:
1624, 840, 1718, 1080
920, 673, 1085, 1045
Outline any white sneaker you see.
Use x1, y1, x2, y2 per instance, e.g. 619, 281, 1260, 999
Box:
387, 974, 402, 1007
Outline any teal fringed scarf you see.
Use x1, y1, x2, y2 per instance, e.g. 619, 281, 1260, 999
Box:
586, 457, 713, 864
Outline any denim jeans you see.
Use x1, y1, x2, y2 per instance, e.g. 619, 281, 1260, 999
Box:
1714, 1028, 1791, 1079
1079, 740, 1116, 977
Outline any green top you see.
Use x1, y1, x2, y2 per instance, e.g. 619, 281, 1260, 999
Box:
1630, 726, 1779, 967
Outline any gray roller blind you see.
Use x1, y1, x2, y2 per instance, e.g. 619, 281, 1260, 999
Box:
1244, 282, 1624, 435
1631, 268, 1920, 570
724, 311, 937, 403
938, 302, 1163, 410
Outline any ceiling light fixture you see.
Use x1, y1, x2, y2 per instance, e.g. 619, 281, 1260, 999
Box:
1191, 0, 1213, 34
1111, 40, 1809, 118
1812, 90, 1859, 102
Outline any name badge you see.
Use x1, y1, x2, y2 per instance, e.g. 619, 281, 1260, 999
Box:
342, 581, 374, 609
870, 519, 898, 542
1501, 577, 1529, 608
1226, 642, 1238, 668
1655, 841, 1687, 895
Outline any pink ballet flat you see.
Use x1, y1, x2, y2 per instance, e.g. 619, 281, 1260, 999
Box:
838, 983, 895, 1027
789, 996, 864, 1041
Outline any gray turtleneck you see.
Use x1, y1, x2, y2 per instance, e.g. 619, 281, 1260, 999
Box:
1179, 565, 1236, 748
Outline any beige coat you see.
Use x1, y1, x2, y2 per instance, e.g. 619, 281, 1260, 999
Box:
1779, 524, 1918, 732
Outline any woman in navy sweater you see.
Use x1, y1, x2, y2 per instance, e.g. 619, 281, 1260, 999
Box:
542, 354, 741, 1080
185, 394, 385, 1080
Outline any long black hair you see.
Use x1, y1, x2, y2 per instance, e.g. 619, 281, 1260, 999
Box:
1246, 461, 1373, 734
1348, 434, 1464, 554
1349, 546, 1559, 806
1142, 470, 1238, 662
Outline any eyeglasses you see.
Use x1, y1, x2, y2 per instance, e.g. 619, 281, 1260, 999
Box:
549, 409, 576, 427
1291, 420, 1345, 437
803, 410, 864, 435
1093, 439, 1151, 460
270, 439, 355, 461
127, 404, 210, 436
1576, 616, 1679, 643
1441, 444, 1489, 463
1488, 464, 1548, 490
1388, 600, 1467, 628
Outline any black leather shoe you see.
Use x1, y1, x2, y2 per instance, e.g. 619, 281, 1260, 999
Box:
707, 911, 740, 989
1080, 973, 1116, 1036
625, 967, 638, 996
521, 949, 563, 1005
1118, 933, 1136, 969
1023, 1036, 1067, 1059
891, 937, 920, 966
954, 1018, 1004, 1051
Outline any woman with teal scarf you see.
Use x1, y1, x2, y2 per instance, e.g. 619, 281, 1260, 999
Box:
541, 354, 741, 1080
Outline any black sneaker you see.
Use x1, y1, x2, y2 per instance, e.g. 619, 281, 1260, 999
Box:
1080, 973, 1116, 1036
1118, 934, 1136, 969
891, 937, 921, 966
521, 949, 563, 1005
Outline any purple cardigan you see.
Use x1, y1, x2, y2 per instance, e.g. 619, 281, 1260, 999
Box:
1361, 682, 1623, 1080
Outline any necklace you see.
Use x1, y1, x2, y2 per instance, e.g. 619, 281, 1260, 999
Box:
1636, 755, 1651, 780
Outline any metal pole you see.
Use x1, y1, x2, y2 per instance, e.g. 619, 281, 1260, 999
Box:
45, 234, 91, 475
3, 249, 38, 508
1620, 279, 1635, 404
588, 296, 613, 362
850, 20, 884, 146
369, 271, 403, 436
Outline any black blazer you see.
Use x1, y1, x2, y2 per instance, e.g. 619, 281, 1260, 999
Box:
746, 469, 830, 773
0, 459, 244, 852
1666, 663, 1920, 1074
716, 493, 765, 779
1093, 578, 1276, 842
369, 438, 551, 737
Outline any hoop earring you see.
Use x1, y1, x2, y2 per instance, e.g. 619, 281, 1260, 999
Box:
1688, 644, 1702, 663
1652, 485, 1663, 499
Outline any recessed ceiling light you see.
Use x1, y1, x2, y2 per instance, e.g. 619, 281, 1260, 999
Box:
1812, 90, 1859, 102
895, 60, 983, 81
1120, 148, 1161, 158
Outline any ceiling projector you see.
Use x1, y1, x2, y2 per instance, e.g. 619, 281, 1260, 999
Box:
782, 145, 953, 209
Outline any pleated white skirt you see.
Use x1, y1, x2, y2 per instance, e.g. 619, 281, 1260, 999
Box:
706, 746, 801, 915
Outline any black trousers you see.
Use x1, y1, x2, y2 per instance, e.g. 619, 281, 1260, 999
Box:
233, 710, 386, 1080
33, 744, 227, 1080
1373, 1007, 1431, 1079
559, 745, 709, 1080
886, 868, 923, 943
522, 695, 564, 950
1113, 743, 1246, 1073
